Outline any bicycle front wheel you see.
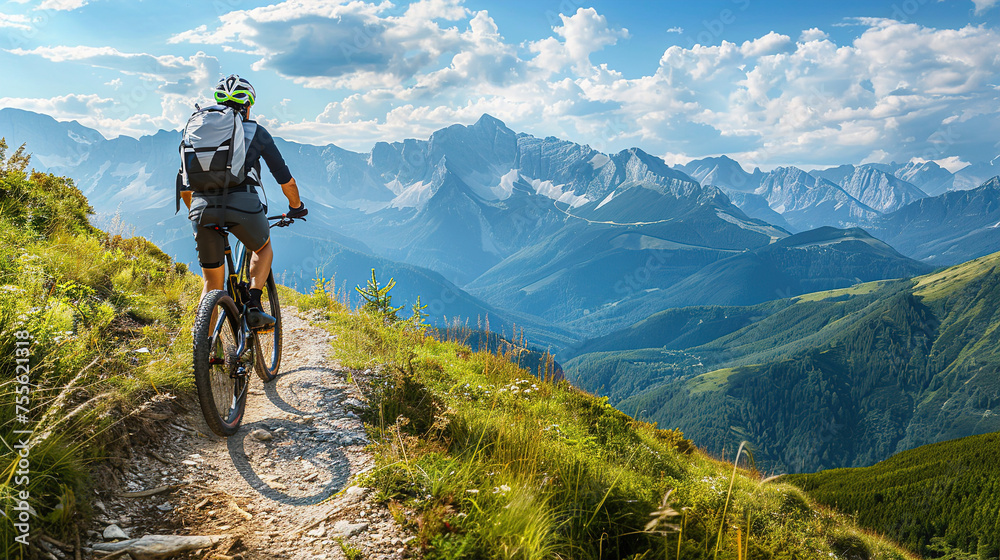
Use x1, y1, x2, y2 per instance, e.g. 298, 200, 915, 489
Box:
193, 290, 248, 436
253, 270, 282, 382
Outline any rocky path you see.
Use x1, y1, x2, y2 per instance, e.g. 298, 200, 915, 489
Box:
81, 311, 410, 560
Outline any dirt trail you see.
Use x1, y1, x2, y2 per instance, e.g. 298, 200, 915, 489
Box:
83, 310, 409, 560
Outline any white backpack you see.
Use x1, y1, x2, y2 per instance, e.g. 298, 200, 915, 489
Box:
178, 104, 247, 197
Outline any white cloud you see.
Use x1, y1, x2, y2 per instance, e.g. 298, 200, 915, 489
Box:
415, 10, 522, 90
860, 149, 890, 164
170, 0, 469, 89
253, 16, 1000, 166
972, 0, 999, 14
739, 31, 792, 57
10, 5, 1000, 169
0, 12, 31, 30
798, 28, 828, 42
0, 93, 113, 115
666, 27, 683, 34
37, 0, 87, 11
9, 46, 217, 82
530, 8, 629, 75
5, 48, 221, 137
593, 19, 1000, 166
0, 94, 118, 136
0, 92, 193, 139
404, 0, 467, 21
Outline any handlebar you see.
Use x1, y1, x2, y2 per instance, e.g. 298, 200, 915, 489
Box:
267, 214, 306, 228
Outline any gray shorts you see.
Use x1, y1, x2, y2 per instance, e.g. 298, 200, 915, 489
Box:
189, 191, 269, 269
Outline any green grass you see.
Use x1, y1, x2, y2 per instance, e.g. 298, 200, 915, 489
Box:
686, 368, 739, 394
294, 287, 917, 560
794, 279, 891, 302
0, 141, 200, 557
338, 538, 364, 560
913, 252, 1000, 302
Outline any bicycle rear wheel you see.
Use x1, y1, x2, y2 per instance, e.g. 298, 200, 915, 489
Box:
253, 270, 282, 382
239, 248, 282, 382
193, 290, 248, 436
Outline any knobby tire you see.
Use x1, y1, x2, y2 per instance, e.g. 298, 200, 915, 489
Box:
193, 290, 247, 436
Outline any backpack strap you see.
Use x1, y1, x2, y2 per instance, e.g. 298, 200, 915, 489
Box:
176, 115, 192, 214
175, 169, 183, 214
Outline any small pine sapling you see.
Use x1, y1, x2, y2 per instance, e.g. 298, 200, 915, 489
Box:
356, 268, 403, 321
410, 296, 428, 327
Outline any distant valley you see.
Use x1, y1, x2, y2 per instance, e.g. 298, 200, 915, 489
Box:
564, 253, 1000, 473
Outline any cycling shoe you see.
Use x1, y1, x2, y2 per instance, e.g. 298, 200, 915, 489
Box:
245, 307, 276, 330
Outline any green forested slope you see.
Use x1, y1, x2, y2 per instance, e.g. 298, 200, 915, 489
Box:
566, 254, 1000, 473
786, 432, 1000, 559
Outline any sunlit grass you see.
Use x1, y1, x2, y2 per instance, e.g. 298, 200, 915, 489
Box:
291, 284, 917, 560
913, 252, 1000, 301
794, 279, 891, 303
0, 159, 200, 556
686, 367, 739, 394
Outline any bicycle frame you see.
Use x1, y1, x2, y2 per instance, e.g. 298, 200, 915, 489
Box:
210, 232, 255, 380
227, 236, 252, 310
210, 214, 297, 369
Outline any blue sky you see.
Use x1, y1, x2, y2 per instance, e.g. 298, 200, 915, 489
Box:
1, 0, 998, 169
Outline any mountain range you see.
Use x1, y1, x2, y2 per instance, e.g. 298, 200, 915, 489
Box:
869, 178, 1000, 265
3, 108, 1000, 346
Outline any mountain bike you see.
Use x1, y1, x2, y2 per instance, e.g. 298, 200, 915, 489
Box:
192, 214, 301, 436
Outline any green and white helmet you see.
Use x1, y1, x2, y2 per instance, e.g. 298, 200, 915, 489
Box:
214, 74, 256, 108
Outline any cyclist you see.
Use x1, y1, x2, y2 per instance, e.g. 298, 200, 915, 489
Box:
180, 74, 307, 329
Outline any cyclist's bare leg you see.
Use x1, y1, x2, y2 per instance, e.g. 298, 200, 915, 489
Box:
249, 239, 273, 290
201, 266, 226, 328
201, 266, 226, 301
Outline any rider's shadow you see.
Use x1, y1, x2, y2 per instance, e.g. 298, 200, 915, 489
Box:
263, 366, 349, 417
226, 417, 352, 506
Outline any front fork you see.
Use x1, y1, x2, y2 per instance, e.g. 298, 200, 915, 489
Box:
231, 330, 255, 380
207, 304, 255, 382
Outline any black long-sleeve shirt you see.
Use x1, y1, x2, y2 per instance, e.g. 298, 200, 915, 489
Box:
241, 121, 292, 187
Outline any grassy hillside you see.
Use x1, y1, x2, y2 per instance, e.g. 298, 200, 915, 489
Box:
565, 252, 1000, 473
293, 286, 917, 560
785, 432, 1000, 559
0, 140, 199, 557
